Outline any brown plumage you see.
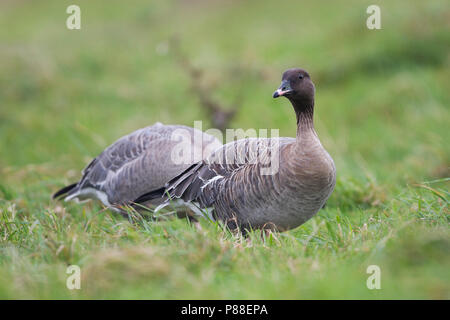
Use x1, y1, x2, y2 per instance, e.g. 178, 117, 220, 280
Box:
135, 68, 336, 231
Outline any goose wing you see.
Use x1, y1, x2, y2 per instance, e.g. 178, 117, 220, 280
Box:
159, 137, 295, 207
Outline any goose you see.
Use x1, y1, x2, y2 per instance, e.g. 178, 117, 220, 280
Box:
53, 122, 222, 211
134, 68, 336, 231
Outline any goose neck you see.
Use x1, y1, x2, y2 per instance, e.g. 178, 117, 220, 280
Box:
293, 101, 316, 141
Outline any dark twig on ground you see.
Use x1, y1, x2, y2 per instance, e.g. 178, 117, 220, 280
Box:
170, 37, 239, 132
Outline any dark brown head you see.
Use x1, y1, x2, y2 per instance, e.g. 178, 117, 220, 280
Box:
273, 68, 315, 109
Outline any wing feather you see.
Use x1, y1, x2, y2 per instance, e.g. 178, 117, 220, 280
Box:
159, 137, 294, 207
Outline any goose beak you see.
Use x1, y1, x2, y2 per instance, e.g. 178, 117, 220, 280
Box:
273, 80, 292, 98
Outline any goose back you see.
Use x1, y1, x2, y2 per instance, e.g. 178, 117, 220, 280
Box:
54, 123, 222, 207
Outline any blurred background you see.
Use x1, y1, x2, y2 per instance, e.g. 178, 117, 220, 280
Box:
1, 0, 448, 183
0, 0, 448, 299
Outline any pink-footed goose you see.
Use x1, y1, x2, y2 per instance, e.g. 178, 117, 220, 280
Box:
134, 68, 336, 231
53, 123, 222, 211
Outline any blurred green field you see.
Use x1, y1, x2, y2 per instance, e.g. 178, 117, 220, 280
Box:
0, 0, 449, 299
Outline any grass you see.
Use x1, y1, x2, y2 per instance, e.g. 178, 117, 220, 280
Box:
0, 0, 449, 299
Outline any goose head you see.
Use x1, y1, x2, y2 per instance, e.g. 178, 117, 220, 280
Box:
273, 68, 315, 109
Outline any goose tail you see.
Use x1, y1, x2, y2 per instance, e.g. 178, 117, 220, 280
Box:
133, 187, 166, 205
52, 182, 78, 200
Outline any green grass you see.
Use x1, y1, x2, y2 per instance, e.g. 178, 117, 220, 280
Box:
0, 0, 449, 299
